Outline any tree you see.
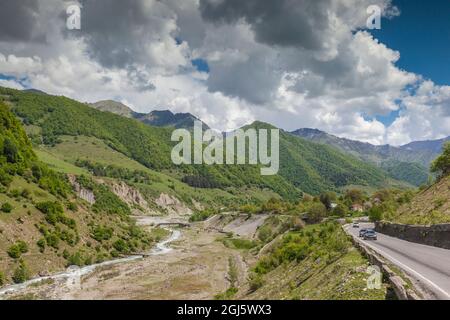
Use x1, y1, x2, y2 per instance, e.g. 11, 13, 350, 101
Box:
308, 203, 327, 223
2, 138, 19, 163
333, 204, 347, 217
319, 192, 336, 211
431, 142, 450, 178
369, 206, 383, 222
344, 189, 365, 204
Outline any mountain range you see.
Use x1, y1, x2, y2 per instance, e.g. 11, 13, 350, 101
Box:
90, 100, 208, 129
0, 86, 416, 198
291, 128, 449, 186
90, 98, 447, 187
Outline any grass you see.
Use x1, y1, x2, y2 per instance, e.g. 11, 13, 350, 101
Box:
0, 176, 162, 287
35, 135, 279, 209
37, 135, 151, 171
288, 249, 389, 300
388, 176, 450, 225
214, 257, 239, 300
221, 238, 258, 250
148, 227, 171, 242
34, 148, 88, 175
245, 222, 389, 300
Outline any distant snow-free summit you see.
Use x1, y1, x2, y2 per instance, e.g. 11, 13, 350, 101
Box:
90, 100, 209, 129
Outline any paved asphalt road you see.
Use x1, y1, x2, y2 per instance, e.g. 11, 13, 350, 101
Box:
345, 223, 450, 300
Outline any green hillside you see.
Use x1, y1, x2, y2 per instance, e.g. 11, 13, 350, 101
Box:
0, 101, 164, 286
0, 87, 402, 198
250, 122, 400, 195
380, 160, 430, 187
292, 128, 433, 186
243, 222, 389, 300
386, 144, 450, 225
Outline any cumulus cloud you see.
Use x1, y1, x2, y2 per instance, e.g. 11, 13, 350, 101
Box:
386, 81, 450, 145
0, 0, 46, 43
0, 0, 447, 146
0, 79, 24, 90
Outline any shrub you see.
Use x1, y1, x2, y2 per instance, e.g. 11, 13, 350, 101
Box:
239, 204, 259, 214
45, 233, 60, 249
248, 273, 264, 292
67, 251, 83, 266
182, 175, 221, 189
308, 203, 327, 222
431, 142, 450, 178
0, 271, 4, 286
3, 138, 20, 163
369, 206, 383, 222
333, 204, 347, 217
189, 209, 217, 222
67, 202, 78, 211
12, 261, 29, 284
36, 201, 64, 225
0, 169, 13, 187
7, 241, 28, 259
319, 192, 336, 210
17, 241, 28, 254
91, 225, 113, 242
37, 238, 46, 253
36, 201, 76, 229
257, 226, 272, 242
1, 202, 13, 213
113, 239, 129, 253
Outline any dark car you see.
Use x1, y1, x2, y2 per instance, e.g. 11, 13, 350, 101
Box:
363, 230, 377, 240
359, 228, 368, 237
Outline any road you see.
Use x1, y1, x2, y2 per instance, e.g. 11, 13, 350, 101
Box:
345, 223, 450, 300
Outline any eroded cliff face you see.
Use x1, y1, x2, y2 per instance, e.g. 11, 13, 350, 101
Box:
107, 181, 193, 216
108, 181, 155, 215
68, 173, 195, 216
68, 174, 95, 204
155, 193, 193, 216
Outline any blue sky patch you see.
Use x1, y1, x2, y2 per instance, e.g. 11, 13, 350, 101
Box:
191, 58, 210, 73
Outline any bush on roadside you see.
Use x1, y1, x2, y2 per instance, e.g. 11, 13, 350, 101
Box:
368, 206, 383, 222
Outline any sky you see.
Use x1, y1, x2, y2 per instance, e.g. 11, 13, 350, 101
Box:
0, 0, 449, 146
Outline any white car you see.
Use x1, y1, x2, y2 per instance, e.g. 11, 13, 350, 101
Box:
352, 222, 359, 228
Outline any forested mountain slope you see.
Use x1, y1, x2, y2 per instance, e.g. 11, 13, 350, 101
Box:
0, 101, 161, 286
0, 87, 404, 197
291, 128, 436, 186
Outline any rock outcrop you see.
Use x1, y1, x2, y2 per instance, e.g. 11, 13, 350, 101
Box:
68, 175, 95, 205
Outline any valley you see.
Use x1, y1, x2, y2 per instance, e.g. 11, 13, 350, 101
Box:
0, 86, 448, 300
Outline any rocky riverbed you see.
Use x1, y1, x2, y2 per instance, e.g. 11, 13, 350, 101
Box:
0, 215, 248, 300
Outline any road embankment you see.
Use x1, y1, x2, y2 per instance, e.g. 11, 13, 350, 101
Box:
375, 221, 450, 250
344, 224, 422, 300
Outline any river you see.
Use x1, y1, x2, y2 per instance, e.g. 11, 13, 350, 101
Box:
0, 224, 181, 298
